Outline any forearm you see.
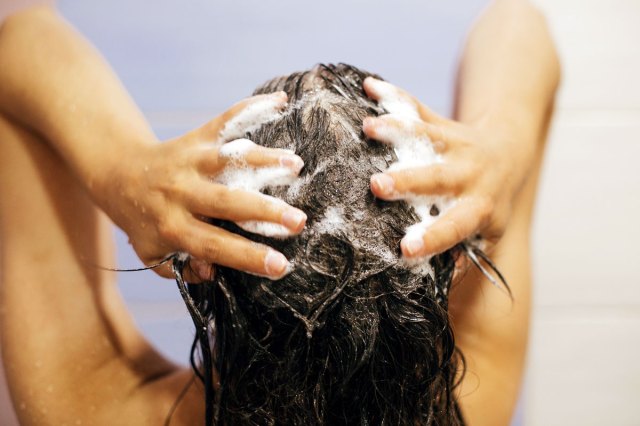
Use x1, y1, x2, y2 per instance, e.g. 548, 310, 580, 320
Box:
450, 1, 559, 424
0, 5, 156, 191
454, 0, 560, 169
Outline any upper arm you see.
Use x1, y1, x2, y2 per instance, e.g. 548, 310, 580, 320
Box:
449, 149, 544, 425
0, 115, 199, 424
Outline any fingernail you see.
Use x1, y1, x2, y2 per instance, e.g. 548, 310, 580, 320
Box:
273, 91, 288, 103
402, 235, 425, 257
363, 117, 375, 131
364, 76, 382, 88
282, 209, 307, 231
364, 76, 379, 85
265, 250, 289, 278
371, 173, 395, 195
280, 155, 304, 174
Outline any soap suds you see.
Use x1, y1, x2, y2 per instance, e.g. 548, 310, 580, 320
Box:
368, 78, 420, 121
218, 138, 255, 160
220, 138, 295, 162
314, 206, 347, 234
219, 95, 284, 142
213, 157, 299, 238
215, 166, 296, 192
377, 114, 443, 171
236, 221, 293, 239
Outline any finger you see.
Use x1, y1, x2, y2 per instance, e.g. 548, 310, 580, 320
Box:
197, 92, 288, 143
370, 165, 463, 199
400, 197, 491, 258
150, 261, 176, 280
185, 181, 307, 234
363, 77, 446, 124
182, 219, 292, 280
188, 257, 215, 283
145, 253, 215, 283
197, 138, 304, 175
452, 254, 471, 284
363, 114, 448, 150
363, 77, 420, 119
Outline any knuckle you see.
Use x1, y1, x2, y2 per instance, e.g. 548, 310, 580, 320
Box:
391, 171, 411, 192
158, 220, 180, 243
430, 165, 448, 188
201, 241, 222, 262
475, 197, 495, 224
213, 188, 233, 214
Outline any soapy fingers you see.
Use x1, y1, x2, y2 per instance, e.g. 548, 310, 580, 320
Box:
109, 91, 307, 283
363, 78, 515, 261
182, 219, 291, 280
363, 115, 448, 153
370, 165, 465, 199
185, 182, 306, 234
194, 91, 288, 143
195, 139, 304, 175
400, 197, 490, 258
363, 77, 445, 125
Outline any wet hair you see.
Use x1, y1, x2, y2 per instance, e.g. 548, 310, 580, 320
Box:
175, 64, 468, 425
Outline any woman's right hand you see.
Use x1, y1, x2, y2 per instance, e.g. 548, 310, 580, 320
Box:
94, 91, 306, 282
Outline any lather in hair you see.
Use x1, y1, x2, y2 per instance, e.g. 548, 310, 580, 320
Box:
173, 63, 476, 425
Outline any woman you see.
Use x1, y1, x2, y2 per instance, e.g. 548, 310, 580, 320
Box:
0, 1, 559, 424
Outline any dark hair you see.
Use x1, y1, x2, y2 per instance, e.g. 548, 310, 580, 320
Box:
175, 64, 466, 425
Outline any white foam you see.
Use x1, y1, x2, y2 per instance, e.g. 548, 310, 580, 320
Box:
212, 95, 304, 240
286, 174, 310, 200
220, 138, 296, 163
218, 138, 255, 159
369, 79, 420, 121
314, 206, 347, 234
213, 162, 298, 238
215, 166, 296, 192
376, 114, 443, 172
236, 221, 293, 238
219, 95, 284, 142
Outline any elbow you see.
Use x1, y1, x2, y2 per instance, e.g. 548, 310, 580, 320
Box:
1, 4, 58, 37
524, 0, 563, 94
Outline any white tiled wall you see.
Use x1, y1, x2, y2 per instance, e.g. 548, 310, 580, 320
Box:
527, 0, 640, 424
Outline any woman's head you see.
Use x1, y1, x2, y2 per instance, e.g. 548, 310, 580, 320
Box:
185, 64, 463, 425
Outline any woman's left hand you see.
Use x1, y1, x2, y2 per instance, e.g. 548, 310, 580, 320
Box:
362, 77, 533, 259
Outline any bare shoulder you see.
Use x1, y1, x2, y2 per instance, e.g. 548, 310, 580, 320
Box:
0, 115, 203, 424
